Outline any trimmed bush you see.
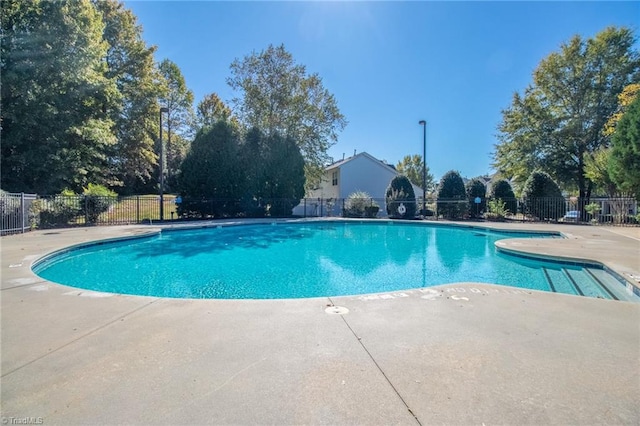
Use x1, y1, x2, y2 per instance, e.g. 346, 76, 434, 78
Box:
344, 191, 378, 218
489, 179, 517, 214
83, 184, 117, 224
466, 178, 486, 218
385, 175, 416, 219
521, 171, 565, 220
437, 170, 467, 219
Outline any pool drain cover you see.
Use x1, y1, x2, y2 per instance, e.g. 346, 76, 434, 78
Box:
325, 306, 349, 315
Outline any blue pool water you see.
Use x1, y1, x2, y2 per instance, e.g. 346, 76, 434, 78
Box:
33, 221, 638, 301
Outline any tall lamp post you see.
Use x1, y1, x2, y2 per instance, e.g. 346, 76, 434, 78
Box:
159, 107, 169, 221
418, 120, 427, 216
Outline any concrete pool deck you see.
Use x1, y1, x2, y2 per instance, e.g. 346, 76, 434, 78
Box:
1, 220, 639, 425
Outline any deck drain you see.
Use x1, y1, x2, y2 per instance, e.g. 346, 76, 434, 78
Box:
325, 306, 349, 315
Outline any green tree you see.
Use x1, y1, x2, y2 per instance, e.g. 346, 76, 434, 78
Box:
521, 171, 565, 220
604, 83, 640, 136
436, 171, 467, 219
584, 148, 619, 197
238, 127, 266, 214
238, 127, 305, 217
493, 27, 640, 199
465, 178, 486, 218
177, 121, 243, 217
609, 95, 640, 198
260, 132, 306, 216
489, 179, 517, 214
158, 59, 195, 192
385, 175, 417, 219
395, 155, 435, 193
228, 44, 347, 188
1, 0, 119, 193
95, 0, 163, 194
196, 92, 233, 129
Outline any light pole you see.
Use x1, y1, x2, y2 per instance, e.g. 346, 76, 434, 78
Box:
159, 107, 169, 221
418, 120, 426, 216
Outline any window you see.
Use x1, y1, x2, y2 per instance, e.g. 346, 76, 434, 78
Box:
332, 171, 338, 186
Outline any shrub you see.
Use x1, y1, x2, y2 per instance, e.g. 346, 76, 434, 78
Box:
385, 175, 416, 218
466, 178, 486, 218
485, 199, 508, 221
30, 189, 82, 228
437, 170, 467, 219
521, 171, 565, 220
489, 179, 517, 214
344, 191, 378, 218
364, 205, 380, 218
83, 184, 117, 225
585, 202, 600, 222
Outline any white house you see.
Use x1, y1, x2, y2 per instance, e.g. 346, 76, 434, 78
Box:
294, 152, 424, 217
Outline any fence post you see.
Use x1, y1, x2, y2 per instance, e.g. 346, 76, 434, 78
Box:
304, 198, 306, 218
20, 192, 25, 233
136, 196, 140, 223
84, 196, 88, 226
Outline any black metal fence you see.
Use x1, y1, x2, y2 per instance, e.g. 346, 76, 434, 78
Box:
1, 192, 37, 235
30, 195, 168, 228
1, 194, 638, 234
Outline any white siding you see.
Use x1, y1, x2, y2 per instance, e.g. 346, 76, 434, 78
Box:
307, 170, 339, 200
340, 155, 396, 200
297, 152, 425, 217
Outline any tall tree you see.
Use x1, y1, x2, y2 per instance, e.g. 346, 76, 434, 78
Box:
227, 44, 347, 187
609, 95, 640, 198
94, 0, 163, 194
1, 0, 119, 193
177, 121, 243, 205
196, 92, 232, 129
238, 127, 305, 216
493, 27, 640, 200
260, 131, 306, 216
158, 59, 195, 191
584, 148, 619, 197
584, 83, 640, 198
395, 154, 435, 193
604, 83, 640, 136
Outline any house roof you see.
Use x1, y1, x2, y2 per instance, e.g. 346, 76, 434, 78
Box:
325, 152, 397, 174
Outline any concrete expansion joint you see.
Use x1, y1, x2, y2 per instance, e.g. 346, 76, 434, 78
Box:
1, 278, 50, 291
0, 298, 159, 379
334, 305, 422, 425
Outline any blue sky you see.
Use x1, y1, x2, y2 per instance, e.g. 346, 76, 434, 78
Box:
124, 1, 639, 181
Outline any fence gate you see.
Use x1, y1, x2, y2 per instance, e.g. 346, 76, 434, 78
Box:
1, 193, 37, 235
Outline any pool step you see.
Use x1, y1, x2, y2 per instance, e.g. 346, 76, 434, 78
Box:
542, 267, 577, 295
585, 268, 640, 303
542, 266, 640, 302
563, 268, 609, 300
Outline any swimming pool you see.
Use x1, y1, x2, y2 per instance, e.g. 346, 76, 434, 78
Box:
33, 221, 639, 301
